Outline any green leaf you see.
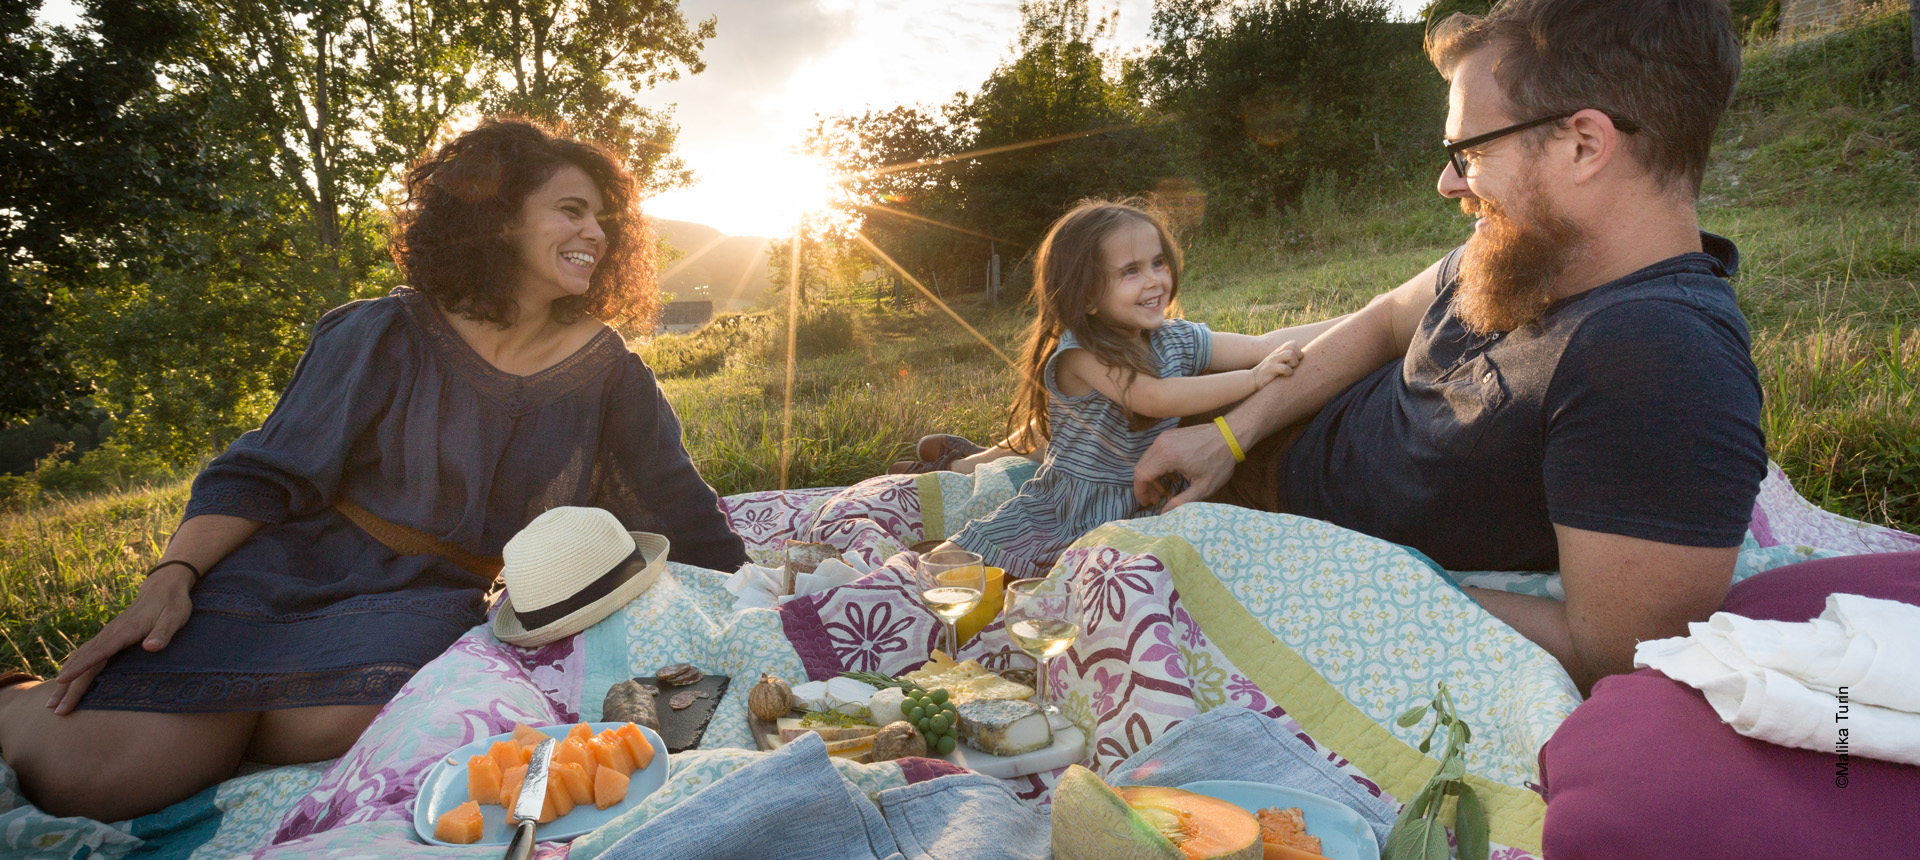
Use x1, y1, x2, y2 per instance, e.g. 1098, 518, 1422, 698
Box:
1454, 783, 1491, 860
1437, 756, 1466, 782
1396, 703, 1429, 727
1418, 722, 1438, 753
1423, 816, 1452, 860
1384, 816, 1440, 860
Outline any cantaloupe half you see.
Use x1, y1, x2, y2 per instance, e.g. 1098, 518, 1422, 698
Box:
434, 800, 485, 844
1052, 765, 1262, 860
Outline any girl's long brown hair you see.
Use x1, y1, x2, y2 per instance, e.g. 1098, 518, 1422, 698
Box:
1005, 199, 1183, 453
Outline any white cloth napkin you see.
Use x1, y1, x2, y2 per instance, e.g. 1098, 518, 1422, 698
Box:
1634, 593, 1920, 766
727, 554, 874, 610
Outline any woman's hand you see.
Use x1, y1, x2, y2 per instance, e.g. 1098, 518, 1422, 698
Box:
1251, 340, 1303, 388
46, 564, 197, 715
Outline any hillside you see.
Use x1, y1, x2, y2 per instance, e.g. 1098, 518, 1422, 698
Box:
653, 219, 776, 312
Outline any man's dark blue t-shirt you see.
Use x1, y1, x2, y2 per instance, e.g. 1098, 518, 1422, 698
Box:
1281, 234, 1766, 572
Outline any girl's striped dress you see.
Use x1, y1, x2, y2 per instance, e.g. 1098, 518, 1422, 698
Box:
950, 318, 1212, 578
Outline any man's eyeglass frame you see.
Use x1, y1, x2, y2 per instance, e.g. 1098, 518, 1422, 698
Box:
1444, 110, 1641, 179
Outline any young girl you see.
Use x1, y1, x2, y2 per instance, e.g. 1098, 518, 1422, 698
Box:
929, 199, 1320, 578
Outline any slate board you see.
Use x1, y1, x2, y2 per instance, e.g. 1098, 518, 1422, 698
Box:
616, 674, 729, 753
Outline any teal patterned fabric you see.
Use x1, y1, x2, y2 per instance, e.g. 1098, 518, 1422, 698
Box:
1114, 506, 1581, 790
582, 563, 805, 748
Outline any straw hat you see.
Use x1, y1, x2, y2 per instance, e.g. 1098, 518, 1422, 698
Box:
493, 507, 670, 647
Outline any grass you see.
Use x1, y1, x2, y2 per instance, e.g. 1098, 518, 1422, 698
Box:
3, 11, 1915, 676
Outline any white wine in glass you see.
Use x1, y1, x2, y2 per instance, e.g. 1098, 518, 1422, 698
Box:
916, 549, 985, 656
1007, 617, 1080, 660
922, 586, 983, 622
1003, 577, 1081, 716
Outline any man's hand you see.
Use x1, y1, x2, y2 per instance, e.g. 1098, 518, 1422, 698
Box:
1134, 421, 1239, 511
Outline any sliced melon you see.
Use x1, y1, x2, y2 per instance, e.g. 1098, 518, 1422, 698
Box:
555, 760, 594, 806
433, 800, 485, 844
466, 754, 503, 805
593, 764, 630, 810
567, 722, 594, 744
555, 737, 598, 781
589, 734, 636, 774
489, 740, 528, 772
513, 722, 548, 748
1052, 765, 1262, 860
614, 723, 655, 771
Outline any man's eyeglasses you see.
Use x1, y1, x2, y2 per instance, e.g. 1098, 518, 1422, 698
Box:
1444, 111, 1641, 178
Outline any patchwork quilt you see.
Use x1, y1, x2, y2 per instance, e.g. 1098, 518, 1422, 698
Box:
3, 459, 1913, 859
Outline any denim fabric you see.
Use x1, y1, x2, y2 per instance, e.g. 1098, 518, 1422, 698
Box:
877, 773, 1051, 860
1108, 707, 1398, 849
599, 734, 902, 860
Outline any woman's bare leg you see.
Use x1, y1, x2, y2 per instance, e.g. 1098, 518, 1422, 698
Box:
247, 703, 382, 765
0, 679, 256, 821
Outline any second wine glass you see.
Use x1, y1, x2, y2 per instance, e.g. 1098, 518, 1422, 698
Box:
1003, 576, 1081, 718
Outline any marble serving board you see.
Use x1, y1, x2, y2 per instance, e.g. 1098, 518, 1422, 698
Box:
749, 711, 1086, 779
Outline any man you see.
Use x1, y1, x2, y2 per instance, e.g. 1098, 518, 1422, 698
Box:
1134, 0, 1766, 694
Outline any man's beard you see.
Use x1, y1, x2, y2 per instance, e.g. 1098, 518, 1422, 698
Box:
1456, 178, 1587, 335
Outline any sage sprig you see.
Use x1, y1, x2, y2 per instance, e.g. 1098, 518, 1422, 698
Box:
1383, 682, 1488, 860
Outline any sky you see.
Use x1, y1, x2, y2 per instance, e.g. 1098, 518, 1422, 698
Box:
638, 0, 1431, 236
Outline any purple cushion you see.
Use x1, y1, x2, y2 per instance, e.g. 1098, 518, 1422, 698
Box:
1538, 552, 1920, 860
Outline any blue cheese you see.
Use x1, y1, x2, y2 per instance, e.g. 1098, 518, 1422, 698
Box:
955, 699, 1053, 757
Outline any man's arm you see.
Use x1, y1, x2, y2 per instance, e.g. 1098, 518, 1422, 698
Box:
1206, 314, 1353, 371
1134, 256, 1448, 509
1464, 525, 1737, 695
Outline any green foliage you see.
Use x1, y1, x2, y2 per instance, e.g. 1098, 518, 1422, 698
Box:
0, 0, 213, 422
638, 312, 768, 379
949, 0, 1172, 251
10, 0, 715, 476
1144, 0, 1443, 221
1385, 683, 1487, 860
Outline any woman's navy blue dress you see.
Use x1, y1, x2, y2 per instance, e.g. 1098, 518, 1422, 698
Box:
80, 288, 748, 712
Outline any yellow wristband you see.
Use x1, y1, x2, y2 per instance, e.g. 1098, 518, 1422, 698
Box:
1213, 416, 1246, 463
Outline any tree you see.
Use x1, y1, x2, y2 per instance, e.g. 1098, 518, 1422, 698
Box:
13, 0, 715, 462
0, 0, 214, 424
1145, 0, 1442, 220
951, 0, 1171, 252
811, 105, 971, 292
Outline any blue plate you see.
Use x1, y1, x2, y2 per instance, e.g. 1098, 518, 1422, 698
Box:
1177, 780, 1380, 860
412, 722, 669, 846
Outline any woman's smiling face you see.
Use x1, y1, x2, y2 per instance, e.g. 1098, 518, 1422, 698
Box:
507, 164, 608, 304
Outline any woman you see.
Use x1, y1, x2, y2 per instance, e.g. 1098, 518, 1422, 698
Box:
0, 117, 748, 822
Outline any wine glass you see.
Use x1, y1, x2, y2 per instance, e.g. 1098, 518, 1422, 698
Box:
1003, 577, 1081, 718
916, 549, 985, 657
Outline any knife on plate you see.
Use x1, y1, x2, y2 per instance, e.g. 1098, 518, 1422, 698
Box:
504, 737, 556, 860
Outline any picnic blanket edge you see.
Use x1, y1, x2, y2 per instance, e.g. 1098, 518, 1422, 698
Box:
1078, 521, 1549, 854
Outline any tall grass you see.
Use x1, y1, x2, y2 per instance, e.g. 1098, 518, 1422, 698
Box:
4, 12, 1915, 675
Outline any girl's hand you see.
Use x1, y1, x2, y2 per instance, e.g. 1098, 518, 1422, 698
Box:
1252, 340, 1303, 388
46, 565, 196, 715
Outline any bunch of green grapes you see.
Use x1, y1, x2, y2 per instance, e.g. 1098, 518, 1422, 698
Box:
899, 686, 959, 755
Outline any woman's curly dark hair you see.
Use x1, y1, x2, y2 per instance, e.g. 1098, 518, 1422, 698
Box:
390, 116, 659, 329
